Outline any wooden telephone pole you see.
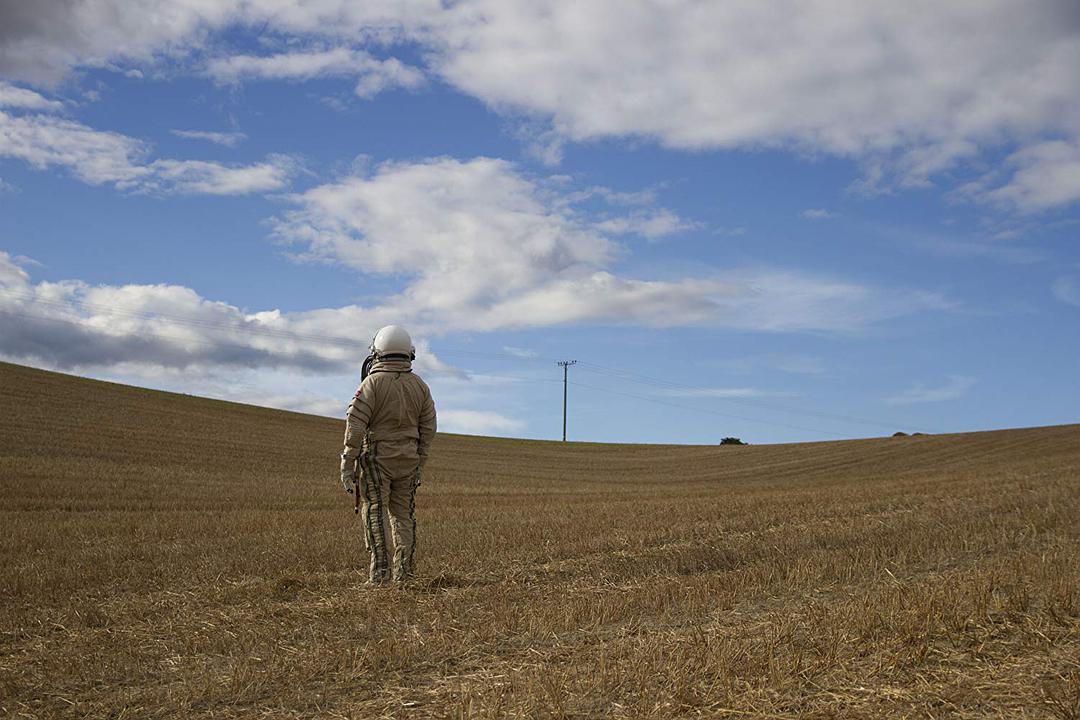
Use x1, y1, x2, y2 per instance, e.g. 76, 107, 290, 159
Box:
557, 360, 577, 441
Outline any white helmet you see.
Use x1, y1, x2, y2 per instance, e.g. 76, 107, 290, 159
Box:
370, 325, 415, 358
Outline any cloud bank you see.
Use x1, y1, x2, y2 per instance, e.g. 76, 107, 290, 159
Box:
274, 156, 948, 334
0, 252, 356, 373
1, 143, 948, 379
2, 1, 1079, 209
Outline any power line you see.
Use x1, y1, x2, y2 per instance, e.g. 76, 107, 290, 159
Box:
567, 380, 852, 439
573, 360, 940, 435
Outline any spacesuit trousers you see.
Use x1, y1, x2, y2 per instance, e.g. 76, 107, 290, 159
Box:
358, 451, 419, 582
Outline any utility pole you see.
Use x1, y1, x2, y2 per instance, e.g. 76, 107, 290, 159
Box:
557, 360, 577, 441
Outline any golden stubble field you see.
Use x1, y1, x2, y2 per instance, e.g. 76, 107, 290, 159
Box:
0, 360, 1078, 719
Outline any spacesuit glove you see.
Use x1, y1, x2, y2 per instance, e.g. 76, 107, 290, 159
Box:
340, 455, 357, 494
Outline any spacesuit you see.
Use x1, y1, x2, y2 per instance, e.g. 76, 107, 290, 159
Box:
341, 325, 437, 584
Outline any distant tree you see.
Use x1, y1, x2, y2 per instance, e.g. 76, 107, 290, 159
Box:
892, 431, 909, 437
720, 437, 746, 445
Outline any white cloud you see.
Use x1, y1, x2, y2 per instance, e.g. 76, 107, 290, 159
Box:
0, 2, 439, 85
208, 48, 361, 81
1053, 276, 1080, 306
79, 362, 371, 429
476, 272, 725, 329
0, 1, 241, 85
0, 109, 292, 194
170, 129, 247, 147
89, 362, 354, 418
712, 271, 953, 333
0, 81, 63, 110
0, 256, 514, 433
886, 375, 977, 405
520, 127, 565, 167
273, 156, 949, 333
11, 254, 42, 268
801, 208, 837, 220
272, 157, 636, 329
140, 157, 293, 195
274, 156, 625, 331
0, 109, 146, 185
438, 409, 524, 435
594, 208, 700, 240
432, 1, 1080, 187
567, 185, 657, 207
353, 58, 425, 98
0, 250, 458, 379
0, 251, 345, 372
206, 47, 425, 98
3, 1, 1079, 201
502, 346, 538, 359
969, 140, 1080, 213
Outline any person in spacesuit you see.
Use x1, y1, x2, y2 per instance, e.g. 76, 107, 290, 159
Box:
340, 325, 437, 584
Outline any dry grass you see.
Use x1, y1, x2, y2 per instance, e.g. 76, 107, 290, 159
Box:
1, 360, 1078, 719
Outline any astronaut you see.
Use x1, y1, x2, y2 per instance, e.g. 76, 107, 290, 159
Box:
340, 325, 437, 584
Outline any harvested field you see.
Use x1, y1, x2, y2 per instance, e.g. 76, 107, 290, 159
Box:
1, 360, 1078, 718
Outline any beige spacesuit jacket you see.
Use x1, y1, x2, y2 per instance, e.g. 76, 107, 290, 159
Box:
342, 358, 437, 479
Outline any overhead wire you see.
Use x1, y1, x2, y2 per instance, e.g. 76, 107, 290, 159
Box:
572, 360, 940, 435
566, 380, 852, 439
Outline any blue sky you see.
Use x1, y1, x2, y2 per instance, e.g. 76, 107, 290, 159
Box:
1, 1, 1078, 444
